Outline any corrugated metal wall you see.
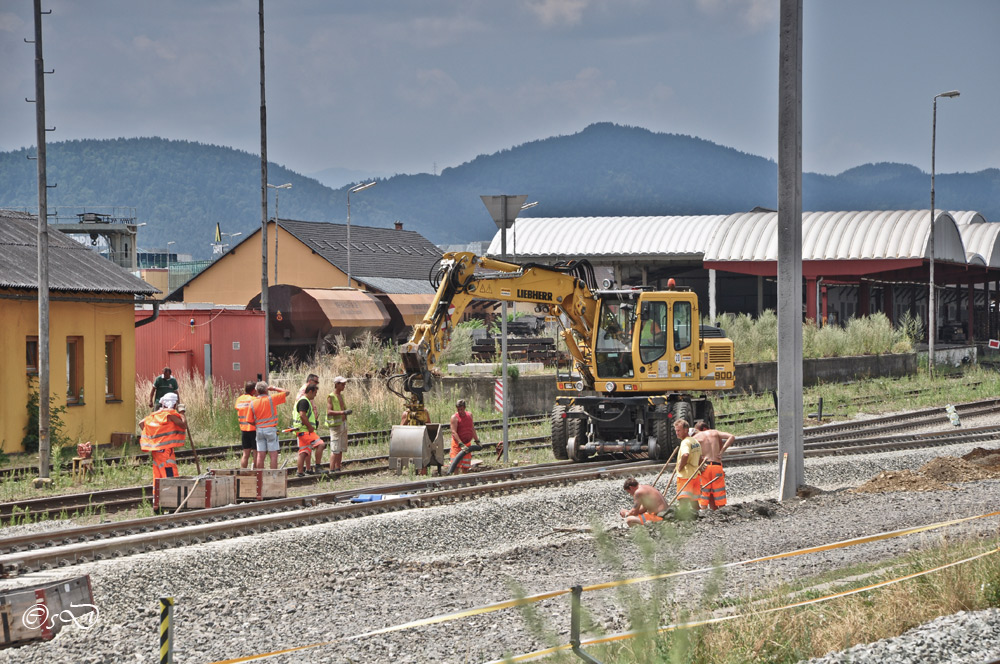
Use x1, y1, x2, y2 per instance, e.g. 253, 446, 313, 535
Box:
135, 309, 266, 390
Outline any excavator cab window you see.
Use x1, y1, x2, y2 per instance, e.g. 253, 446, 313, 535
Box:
639, 301, 667, 364
673, 301, 692, 351
595, 298, 634, 378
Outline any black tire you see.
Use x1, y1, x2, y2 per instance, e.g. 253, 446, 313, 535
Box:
551, 404, 569, 460
701, 400, 716, 429
671, 400, 694, 448
650, 403, 673, 460
567, 405, 590, 461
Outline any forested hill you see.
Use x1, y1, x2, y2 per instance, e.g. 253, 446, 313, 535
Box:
0, 124, 998, 260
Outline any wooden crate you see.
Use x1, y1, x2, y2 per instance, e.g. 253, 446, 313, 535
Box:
153, 475, 236, 511
0, 575, 95, 649
209, 469, 287, 501
109, 432, 135, 447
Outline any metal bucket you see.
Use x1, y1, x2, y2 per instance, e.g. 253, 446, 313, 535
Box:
388, 424, 445, 474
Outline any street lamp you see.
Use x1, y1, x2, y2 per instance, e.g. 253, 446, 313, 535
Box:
166, 241, 175, 291
346, 181, 376, 286
267, 183, 292, 283
928, 89, 960, 376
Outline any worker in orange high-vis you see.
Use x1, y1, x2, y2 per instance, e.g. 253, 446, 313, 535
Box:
693, 420, 734, 510
248, 381, 289, 470
673, 418, 703, 514
140, 392, 188, 482
234, 381, 257, 469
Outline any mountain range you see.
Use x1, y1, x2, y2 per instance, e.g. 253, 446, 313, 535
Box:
1, 122, 998, 260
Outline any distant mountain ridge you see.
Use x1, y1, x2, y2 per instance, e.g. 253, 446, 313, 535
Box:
0, 123, 997, 260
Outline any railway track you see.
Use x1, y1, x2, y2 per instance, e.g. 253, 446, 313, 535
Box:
0, 414, 551, 482
2, 397, 998, 577
3, 398, 996, 524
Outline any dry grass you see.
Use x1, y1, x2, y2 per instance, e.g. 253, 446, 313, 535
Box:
581, 536, 1000, 664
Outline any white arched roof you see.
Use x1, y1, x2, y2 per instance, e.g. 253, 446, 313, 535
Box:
486, 216, 728, 259
959, 221, 1000, 267
952, 210, 988, 226
704, 210, 967, 263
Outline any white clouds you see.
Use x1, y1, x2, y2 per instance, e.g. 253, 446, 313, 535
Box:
0, 12, 26, 33
132, 35, 177, 61
524, 0, 589, 27
400, 69, 464, 109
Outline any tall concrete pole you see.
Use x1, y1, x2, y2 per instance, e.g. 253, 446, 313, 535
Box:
259, 0, 270, 381
32, 0, 52, 484
776, 0, 804, 500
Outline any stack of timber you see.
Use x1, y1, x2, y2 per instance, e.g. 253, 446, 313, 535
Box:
471, 336, 567, 366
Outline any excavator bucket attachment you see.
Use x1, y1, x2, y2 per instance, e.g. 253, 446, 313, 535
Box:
388, 424, 445, 474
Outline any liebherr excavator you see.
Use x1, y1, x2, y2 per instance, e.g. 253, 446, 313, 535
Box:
388, 252, 735, 462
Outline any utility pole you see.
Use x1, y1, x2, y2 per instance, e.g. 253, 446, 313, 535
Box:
31, 0, 53, 487
258, 0, 270, 381
776, 0, 804, 500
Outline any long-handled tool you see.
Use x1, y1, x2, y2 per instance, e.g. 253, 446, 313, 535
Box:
663, 459, 707, 511
651, 447, 678, 489
184, 424, 202, 475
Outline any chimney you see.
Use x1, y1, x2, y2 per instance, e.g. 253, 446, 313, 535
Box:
394, 221, 403, 231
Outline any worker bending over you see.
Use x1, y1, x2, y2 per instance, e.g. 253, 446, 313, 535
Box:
693, 420, 735, 510
620, 477, 669, 526
140, 392, 187, 481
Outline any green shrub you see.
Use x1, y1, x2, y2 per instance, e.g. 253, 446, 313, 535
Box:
22, 376, 69, 454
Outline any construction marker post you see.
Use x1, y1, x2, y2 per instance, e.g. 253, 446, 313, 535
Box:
159, 597, 174, 664
570, 585, 602, 664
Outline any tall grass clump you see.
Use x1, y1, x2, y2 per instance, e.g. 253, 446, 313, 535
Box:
720, 310, 915, 364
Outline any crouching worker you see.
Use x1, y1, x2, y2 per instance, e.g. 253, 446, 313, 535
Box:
140, 392, 188, 481
295, 383, 324, 477
620, 477, 669, 527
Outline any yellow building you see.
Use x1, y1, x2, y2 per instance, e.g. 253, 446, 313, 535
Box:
0, 210, 158, 453
168, 219, 441, 305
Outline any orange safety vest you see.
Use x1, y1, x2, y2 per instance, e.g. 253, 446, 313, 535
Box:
140, 409, 186, 452
235, 394, 255, 432
249, 392, 286, 429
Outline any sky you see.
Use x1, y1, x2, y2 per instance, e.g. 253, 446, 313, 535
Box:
1, 0, 997, 181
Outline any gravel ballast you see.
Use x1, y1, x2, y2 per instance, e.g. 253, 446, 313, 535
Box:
1, 425, 998, 663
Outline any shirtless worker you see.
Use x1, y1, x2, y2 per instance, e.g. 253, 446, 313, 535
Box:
693, 420, 735, 510
620, 477, 669, 527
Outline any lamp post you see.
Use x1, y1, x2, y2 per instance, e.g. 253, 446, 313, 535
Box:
166, 241, 175, 290
346, 181, 376, 286
267, 183, 291, 283
928, 89, 960, 376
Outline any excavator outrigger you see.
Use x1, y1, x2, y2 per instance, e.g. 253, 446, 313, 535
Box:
388, 252, 735, 465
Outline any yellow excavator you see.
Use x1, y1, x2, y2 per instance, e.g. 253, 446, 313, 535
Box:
388, 252, 735, 463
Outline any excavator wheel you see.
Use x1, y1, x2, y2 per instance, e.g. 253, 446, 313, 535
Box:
567, 404, 590, 461
650, 403, 673, 460
550, 404, 569, 460
701, 400, 716, 429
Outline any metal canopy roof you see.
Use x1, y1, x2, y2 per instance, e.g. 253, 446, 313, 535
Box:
485, 215, 728, 260
959, 222, 1000, 267
705, 210, 967, 263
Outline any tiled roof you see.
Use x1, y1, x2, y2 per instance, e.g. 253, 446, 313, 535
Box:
353, 276, 437, 295
279, 219, 441, 281
0, 210, 158, 295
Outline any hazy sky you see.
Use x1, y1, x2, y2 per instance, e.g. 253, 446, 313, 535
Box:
1, 0, 997, 180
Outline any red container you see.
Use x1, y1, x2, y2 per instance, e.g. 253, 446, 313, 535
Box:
135, 308, 265, 390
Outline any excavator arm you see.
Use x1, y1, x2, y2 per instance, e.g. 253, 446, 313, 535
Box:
392, 252, 600, 424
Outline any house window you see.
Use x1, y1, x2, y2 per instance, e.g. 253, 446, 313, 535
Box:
26, 336, 39, 374
105, 335, 122, 401
66, 336, 84, 404
232, 341, 240, 350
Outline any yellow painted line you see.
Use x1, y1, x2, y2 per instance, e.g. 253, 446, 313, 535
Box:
486, 545, 1000, 664
209, 509, 1000, 664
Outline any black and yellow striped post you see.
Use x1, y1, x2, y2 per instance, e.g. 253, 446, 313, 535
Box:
159, 597, 174, 664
